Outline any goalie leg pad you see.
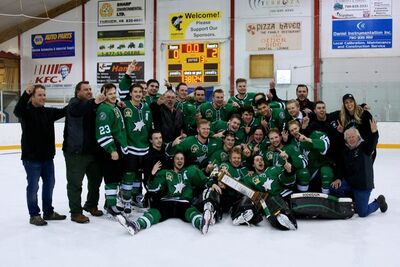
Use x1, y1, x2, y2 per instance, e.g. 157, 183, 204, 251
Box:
290, 192, 355, 219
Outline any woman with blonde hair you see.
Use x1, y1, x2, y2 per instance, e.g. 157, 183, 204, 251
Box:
339, 94, 373, 140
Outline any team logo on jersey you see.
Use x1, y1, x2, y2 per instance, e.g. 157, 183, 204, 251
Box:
279, 111, 285, 119
191, 145, 199, 153
166, 172, 173, 181
99, 112, 107, 121
201, 144, 208, 152
252, 176, 260, 185
221, 152, 228, 162
124, 108, 133, 118
267, 153, 273, 161
205, 109, 213, 119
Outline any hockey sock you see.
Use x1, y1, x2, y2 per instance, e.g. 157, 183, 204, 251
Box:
136, 208, 161, 230
105, 183, 118, 207
121, 172, 134, 201
185, 207, 202, 230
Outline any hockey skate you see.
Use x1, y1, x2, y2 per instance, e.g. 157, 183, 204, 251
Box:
200, 202, 215, 235
115, 214, 140, 236
123, 200, 132, 214
131, 194, 147, 210
232, 209, 254, 226
105, 205, 121, 218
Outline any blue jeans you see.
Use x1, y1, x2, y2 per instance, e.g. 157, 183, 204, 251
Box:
330, 179, 379, 217
23, 160, 55, 217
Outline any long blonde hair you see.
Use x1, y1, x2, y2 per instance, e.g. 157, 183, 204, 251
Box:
340, 99, 364, 128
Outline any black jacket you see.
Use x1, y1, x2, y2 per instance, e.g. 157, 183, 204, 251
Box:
150, 102, 183, 143
14, 92, 66, 160
338, 131, 379, 190
63, 97, 100, 155
142, 144, 173, 184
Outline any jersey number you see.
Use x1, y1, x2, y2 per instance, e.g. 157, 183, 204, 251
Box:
99, 125, 111, 135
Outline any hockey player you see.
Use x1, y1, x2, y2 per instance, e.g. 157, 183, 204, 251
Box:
207, 130, 236, 166
172, 119, 222, 169
96, 83, 128, 216
211, 113, 246, 144
247, 126, 270, 158
120, 83, 153, 212
227, 78, 256, 107
199, 89, 238, 122
240, 105, 260, 140
208, 147, 264, 226
265, 128, 308, 192
256, 99, 288, 132
287, 120, 333, 194
121, 152, 216, 235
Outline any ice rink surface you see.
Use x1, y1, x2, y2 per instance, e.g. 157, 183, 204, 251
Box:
0, 148, 398, 267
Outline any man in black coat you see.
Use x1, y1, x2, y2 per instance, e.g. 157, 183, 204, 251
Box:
63, 81, 105, 223
14, 84, 67, 226
330, 120, 387, 217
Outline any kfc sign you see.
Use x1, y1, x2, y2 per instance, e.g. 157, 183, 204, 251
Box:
33, 63, 73, 84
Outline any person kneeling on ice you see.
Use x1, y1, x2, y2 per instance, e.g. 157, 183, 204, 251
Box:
121, 152, 218, 235
330, 120, 387, 217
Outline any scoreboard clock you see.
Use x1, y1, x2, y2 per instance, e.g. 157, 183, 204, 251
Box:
167, 42, 220, 84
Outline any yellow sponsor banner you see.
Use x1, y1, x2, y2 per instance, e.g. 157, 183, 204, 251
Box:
169, 11, 222, 40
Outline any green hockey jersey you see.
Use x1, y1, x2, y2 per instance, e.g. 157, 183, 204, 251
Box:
227, 92, 256, 107
122, 100, 153, 156
96, 102, 127, 154
173, 136, 222, 168
242, 166, 284, 196
198, 102, 236, 122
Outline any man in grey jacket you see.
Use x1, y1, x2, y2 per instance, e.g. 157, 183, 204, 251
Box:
63, 81, 105, 223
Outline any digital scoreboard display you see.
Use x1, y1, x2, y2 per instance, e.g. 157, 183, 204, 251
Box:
167, 42, 220, 84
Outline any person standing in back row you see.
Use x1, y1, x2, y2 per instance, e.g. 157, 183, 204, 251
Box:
14, 84, 67, 226
63, 81, 106, 223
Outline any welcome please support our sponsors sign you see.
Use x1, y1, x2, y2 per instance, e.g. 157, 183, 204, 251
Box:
169, 11, 223, 40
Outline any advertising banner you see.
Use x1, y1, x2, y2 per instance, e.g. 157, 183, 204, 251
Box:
246, 22, 302, 51
332, 18, 392, 49
98, 0, 145, 26
31, 32, 75, 59
97, 61, 144, 84
32, 63, 75, 89
245, 0, 311, 17
97, 30, 145, 57
332, 0, 391, 19
169, 11, 223, 40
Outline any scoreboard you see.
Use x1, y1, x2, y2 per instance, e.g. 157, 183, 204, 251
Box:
167, 42, 220, 84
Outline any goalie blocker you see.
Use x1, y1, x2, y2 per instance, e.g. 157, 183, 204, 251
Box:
290, 192, 355, 219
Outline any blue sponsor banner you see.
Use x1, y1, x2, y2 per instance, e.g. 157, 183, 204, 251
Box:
332, 19, 392, 49
31, 32, 75, 58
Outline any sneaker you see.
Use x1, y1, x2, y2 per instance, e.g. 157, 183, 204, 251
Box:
105, 206, 121, 217
376, 195, 388, 213
232, 210, 254, 226
83, 206, 104, 217
43, 212, 67, 220
30, 216, 47, 226
71, 213, 90, 223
